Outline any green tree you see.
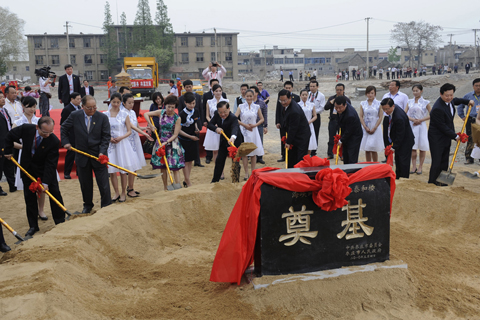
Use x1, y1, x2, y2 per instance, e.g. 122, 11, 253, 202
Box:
0, 6, 26, 76
154, 0, 174, 49
132, 0, 156, 52
138, 44, 173, 73
388, 47, 400, 63
120, 12, 131, 56
102, 1, 118, 74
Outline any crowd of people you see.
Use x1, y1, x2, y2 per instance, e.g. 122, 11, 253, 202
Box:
0, 60, 479, 253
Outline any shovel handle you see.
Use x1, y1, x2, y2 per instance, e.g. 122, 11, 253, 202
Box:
220, 131, 236, 148
335, 129, 342, 165
449, 104, 473, 170
285, 132, 288, 169
146, 117, 174, 184
0, 218, 15, 234
9, 157, 69, 213
70, 147, 138, 177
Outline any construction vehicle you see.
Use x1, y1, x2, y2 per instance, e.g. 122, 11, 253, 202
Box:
124, 57, 158, 98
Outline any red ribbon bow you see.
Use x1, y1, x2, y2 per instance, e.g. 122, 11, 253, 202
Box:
98, 155, 109, 165
384, 145, 394, 166
281, 136, 293, 149
29, 178, 43, 198
457, 132, 468, 143
313, 168, 351, 212
294, 155, 330, 168
333, 134, 343, 157
156, 145, 166, 158
228, 146, 240, 162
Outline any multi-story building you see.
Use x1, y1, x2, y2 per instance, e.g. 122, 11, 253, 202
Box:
25, 28, 238, 83
1, 61, 31, 82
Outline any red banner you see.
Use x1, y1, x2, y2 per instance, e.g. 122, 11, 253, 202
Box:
131, 79, 153, 88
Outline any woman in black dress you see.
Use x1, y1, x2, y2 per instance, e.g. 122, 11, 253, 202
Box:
178, 92, 200, 187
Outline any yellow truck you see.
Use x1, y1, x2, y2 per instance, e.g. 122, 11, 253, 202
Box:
124, 57, 158, 98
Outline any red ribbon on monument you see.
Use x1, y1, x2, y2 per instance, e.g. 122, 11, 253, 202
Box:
209, 160, 396, 284
384, 145, 394, 166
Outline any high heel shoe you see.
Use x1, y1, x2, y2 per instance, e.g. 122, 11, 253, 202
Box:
127, 187, 140, 195
38, 214, 48, 221
112, 195, 120, 203
183, 181, 188, 188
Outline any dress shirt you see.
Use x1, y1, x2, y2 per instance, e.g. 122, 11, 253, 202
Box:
4, 98, 23, 122
382, 91, 409, 110
67, 75, 74, 94
458, 91, 480, 118
39, 77, 51, 93
308, 90, 326, 114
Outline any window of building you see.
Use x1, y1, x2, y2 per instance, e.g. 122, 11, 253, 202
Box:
99, 37, 106, 47
305, 58, 311, 64
405, 56, 410, 61
100, 70, 109, 80
196, 53, 204, 62
430, 53, 433, 56
225, 36, 232, 46
35, 55, 44, 65
211, 36, 215, 46
274, 58, 284, 64
254, 59, 261, 65
85, 71, 94, 80
295, 58, 304, 64
50, 38, 59, 48
84, 37, 92, 48
100, 54, 106, 64
335, 58, 341, 63
313, 58, 321, 64
51, 55, 60, 65
181, 53, 189, 63
84, 54, 93, 64
414, 55, 418, 61
285, 58, 294, 64
26, 66, 29, 72
34, 38, 43, 49
71, 55, 76, 64
319, 58, 325, 64
69, 38, 75, 48
225, 52, 232, 61
369, 57, 372, 62
326, 57, 331, 63
196, 37, 203, 47
211, 52, 217, 62
12, 66, 17, 72
181, 37, 188, 46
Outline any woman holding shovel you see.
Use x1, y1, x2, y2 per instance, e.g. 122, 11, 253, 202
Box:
145, 95, 185, 191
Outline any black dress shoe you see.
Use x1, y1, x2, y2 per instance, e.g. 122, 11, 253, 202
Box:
277, 158, 285, 162
82, 208, 92, 214
465, 160, 474, 165
0, 243, 11, 253
64, 174, 71, 179
257, 159, 265, 164
205, 159, 211, 164
25, 227, 39, 237
381, 159, 387, 163
0, 190, 7, 196
38, 215, 48, 221
194, 163, 205, 167
327, 156, 334, 160
9, 186, 17, 193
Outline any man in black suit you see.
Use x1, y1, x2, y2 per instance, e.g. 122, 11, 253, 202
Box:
278, 89, 310, 168
208, 101, 242, 182
381, 98, 415, 179
275, 81, 300, 162
79, 80, 95, 97
58, 64, 81, 107
335, 96, 363, 164
428, 83, 474, 185
0, 91, 15, 196
202, 78, 227, 164
61, 95, 112, 212
4, 117, 66, 237
324, 83, 351, 159
179, 80, 204, 167
60, 92, 82, 179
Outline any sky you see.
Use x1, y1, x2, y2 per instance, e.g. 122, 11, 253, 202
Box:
5, 0, 480, 53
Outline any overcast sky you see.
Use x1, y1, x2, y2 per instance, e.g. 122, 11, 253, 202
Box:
6, 0, 480, 53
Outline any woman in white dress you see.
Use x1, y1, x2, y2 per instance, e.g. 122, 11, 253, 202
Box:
204, 84, 229, 169
104, 93, 138, 202
235, 89, 264, 180
12, 96, 48, 220
404, 84, 431, 174
298, 89, 317, 153
359, 86, 384, 162
122, 94, 153, 198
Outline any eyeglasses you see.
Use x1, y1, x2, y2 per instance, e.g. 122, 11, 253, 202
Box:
279, 100, 289, 104
84, 106, 97, 111
39, 128, 54, 135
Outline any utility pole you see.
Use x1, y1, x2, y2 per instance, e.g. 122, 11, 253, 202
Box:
365, 17, 372, 79
264, 45, 267, 80
214, 28, 217, 62
64, 21, 71, 64
474, 29, 480, 69
447, 34, 454, 66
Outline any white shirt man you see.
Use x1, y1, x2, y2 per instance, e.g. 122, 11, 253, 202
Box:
308, 81, 325, 115
3, 87, 23, 122
202, 62, 227, 88
382, 81, 409, 110
39, 77, 51, 94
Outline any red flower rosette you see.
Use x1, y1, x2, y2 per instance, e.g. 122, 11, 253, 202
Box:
457, 132, 468, 143
294, 155, 330, 168
333, 134, 343, 157
98, 155, 109, 165
312, 168, 351, 211
281, 136, 293, 149
228, 146, 240, 162
384, 145, 394, 166
29, 178, 43, 198
156, 145, 166, 158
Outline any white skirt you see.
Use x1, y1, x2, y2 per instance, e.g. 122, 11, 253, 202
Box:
471, 145, 480, 159
240, 126, 264, 156
308, 123, 317, 151
127, 131, 147, 168
360, 127, 384, 152
107, 138, 143, 174
411, 122, 429, 151
203, 129, 220, 151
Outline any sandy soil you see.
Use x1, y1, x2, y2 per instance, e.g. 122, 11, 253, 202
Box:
1, 73, 480, 319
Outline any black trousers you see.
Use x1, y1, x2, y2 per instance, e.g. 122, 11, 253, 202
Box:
394, 147, 412, 179
77, 159, 112, 210
428, 139, 451, 184
0, 223, 4, 244
22, 177, 65, 229
206, 150, 213, 161
343, 144, 360, 164
39, 92, 50, 117
212, 143, 229, 182
311, 114, 321, 156
0, 155, 15, 191
465, 117, 475, 162
382, 115, 390, 157
327, 118, 338, 157
287, 144, 308, 168
64, 149, 76, 176
279, 127, 286, 159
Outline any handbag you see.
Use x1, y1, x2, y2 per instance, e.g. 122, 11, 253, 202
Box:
142, 139, 155, 154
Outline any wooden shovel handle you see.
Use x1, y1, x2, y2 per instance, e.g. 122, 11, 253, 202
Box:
449, 104, 473, 170
70, 147, 138, 177
146, 117, 174, 184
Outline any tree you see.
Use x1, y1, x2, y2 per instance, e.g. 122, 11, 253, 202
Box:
120, 12, 131, 56
102, 1, 118, 75
154, 0, 174, 49
132, 0, 156, 52
138, 45, 173, 73
0, 6, 26, 76
391, 21, 442, 68
388, 47, 400, 63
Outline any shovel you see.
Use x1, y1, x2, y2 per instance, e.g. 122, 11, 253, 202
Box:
9, 157, 78, 220
219, 131, 256, 182
285, 132, 289, 169
436, 104, 473, 185
0, 217, 26, 244
459, 171, 480, 179
70, 147, 159, 179
147, 118, 181, 190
